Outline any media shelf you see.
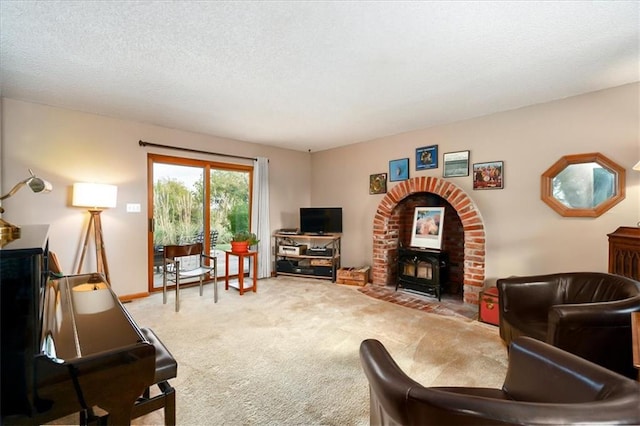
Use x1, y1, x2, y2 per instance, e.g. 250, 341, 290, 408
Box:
273, 233, 341, 282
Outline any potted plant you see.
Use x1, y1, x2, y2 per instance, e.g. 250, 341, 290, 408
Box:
230, 230, 259, 253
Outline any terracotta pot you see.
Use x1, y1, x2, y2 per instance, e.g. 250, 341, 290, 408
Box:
231, 241, 249, 253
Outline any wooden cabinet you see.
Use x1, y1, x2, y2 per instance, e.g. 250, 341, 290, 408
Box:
274, 233, 341, 282
607, 226, 640, 280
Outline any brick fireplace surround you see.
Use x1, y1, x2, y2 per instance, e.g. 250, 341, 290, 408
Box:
372, 176, 486, 305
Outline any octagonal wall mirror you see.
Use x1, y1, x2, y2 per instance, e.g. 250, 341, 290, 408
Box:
541, 152, 626, 217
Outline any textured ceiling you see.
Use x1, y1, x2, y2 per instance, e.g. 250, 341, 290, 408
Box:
1, 1, 638, 152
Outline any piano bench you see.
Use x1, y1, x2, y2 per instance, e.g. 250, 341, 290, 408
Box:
131, 327, 178, 425
81, 328, 178, 426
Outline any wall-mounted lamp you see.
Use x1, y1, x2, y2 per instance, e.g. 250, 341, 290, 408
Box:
73, 182, 117, 283
0, 169, 53, 246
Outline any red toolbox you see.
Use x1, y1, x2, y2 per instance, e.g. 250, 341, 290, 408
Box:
479, 287, 500, 326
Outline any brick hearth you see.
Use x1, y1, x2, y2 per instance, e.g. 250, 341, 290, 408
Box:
372, 176, 486, 305
358, 284, 477, 319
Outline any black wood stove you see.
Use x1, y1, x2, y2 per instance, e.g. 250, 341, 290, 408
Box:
396, 247, 448, 300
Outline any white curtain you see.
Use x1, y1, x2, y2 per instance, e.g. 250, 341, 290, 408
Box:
251, 157, 271, 279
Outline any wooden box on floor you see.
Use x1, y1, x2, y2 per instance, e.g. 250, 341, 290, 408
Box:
337, 266, 370, 286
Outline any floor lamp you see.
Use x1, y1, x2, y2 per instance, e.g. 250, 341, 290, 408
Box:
73, 182, 118, 283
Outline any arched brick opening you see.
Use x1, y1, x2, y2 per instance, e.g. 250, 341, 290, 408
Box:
372, 176, 486, 305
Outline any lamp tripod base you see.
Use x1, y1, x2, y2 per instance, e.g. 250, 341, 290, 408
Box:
0, 217, 21, 247
76, 210, 111, 284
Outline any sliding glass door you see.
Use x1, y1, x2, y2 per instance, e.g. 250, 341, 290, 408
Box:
148, 154, 252, 291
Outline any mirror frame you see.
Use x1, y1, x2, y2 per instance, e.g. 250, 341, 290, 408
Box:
541, 152, 626, 217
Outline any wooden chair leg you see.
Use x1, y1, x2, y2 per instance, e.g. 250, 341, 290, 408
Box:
79, 406, 109, 426
130, 381, 176, 426
161, 382, 176, 426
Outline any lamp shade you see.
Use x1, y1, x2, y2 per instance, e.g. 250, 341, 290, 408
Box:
72, 282, 114, 314
633, 161, 640, 171
72, 183, 117, 209
28, 176, 53, 194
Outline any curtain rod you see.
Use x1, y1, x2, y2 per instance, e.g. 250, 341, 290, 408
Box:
139, 140, 257, 161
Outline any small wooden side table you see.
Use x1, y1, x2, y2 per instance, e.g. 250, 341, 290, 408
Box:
225, 250, 258, 295
632, 312, 639, 381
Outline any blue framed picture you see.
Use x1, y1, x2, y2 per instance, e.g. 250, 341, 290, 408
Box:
389, 158, 409, 182
416, 145, 438, 170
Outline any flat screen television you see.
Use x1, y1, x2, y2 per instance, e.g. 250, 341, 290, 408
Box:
300, 207, 342, 234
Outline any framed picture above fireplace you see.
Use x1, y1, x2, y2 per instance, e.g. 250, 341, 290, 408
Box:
389, 158, 409, 182
410, 206, 445, 250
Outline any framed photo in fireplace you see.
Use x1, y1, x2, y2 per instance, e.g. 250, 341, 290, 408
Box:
410, 207, 445, 250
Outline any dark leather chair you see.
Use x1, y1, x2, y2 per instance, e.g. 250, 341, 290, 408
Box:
497, 272, 640, 378
359, 337, 640, 425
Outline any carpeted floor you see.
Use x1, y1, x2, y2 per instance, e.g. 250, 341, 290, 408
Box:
48, 276, 508, 425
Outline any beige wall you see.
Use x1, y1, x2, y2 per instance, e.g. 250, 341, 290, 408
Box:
2, 83, 639, 297
1, 98, 311, 296
311, 83, 640, 285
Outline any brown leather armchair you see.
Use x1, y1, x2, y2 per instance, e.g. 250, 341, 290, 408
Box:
497, 272, 640, 378
359, 337, 640, 426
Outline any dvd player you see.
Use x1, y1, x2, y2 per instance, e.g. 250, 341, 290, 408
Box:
278, 228, 300, 235
307, 248, 333, 256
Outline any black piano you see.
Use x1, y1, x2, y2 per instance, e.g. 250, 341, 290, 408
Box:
1, 225, 156, 425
